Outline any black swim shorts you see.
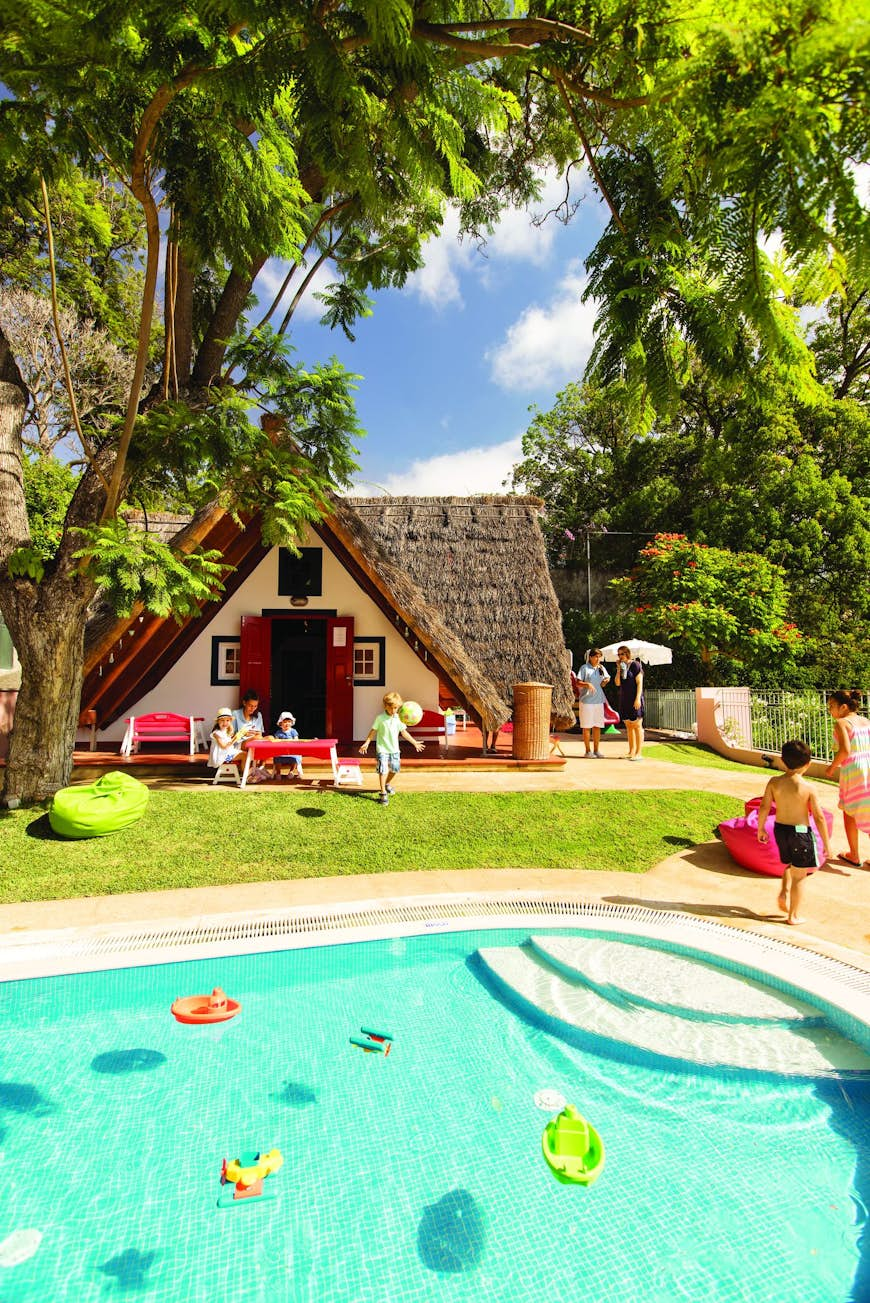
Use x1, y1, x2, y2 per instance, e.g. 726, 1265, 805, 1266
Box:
773, 822, 819, 870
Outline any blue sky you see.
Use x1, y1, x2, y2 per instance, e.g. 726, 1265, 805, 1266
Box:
252, 169, 609, 496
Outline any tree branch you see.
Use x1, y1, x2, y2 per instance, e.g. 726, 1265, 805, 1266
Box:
193, 258, 267, 386
554, 78, 626, 234
251, 198, 352, 333
0, 326, 31, 564
103, 62, 210, 518
39, 176, 111, 492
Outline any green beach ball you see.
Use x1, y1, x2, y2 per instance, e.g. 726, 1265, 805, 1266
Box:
398, 700, 423, 726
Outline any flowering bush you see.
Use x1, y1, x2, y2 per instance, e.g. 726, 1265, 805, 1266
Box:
611, 535, 803, 684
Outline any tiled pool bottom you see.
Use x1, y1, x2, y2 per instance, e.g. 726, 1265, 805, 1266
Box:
0, 928, 867, 1303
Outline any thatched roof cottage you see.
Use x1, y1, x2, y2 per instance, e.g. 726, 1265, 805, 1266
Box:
80, 494, 573, 745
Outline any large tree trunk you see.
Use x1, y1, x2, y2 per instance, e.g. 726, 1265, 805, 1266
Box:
0, 573, 93, 805
1, 321, 107, 803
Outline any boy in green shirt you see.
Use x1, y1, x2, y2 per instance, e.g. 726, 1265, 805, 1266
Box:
359, 691, 424, 805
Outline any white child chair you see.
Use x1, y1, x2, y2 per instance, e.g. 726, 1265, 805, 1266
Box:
212, 762, 241, 787
334, 759, 363, 788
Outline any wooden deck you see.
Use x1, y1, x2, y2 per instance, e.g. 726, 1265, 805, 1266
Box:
69, 724, 568, 778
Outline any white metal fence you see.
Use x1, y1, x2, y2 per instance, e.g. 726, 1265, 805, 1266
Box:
643, 689, 697, 735
717, 688, 838, 760
645, 687, 866, 760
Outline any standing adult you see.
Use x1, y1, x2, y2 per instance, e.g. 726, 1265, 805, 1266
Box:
615, 645, 645, 761
574, 649, 611, 758
825, 690, 870, 868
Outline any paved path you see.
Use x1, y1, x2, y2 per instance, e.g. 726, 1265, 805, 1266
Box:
3, 733, 868, 969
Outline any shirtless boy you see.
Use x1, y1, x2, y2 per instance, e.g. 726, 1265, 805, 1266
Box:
757, 739, 831, 925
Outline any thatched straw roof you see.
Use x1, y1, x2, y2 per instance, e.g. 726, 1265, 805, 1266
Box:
317, 495, 513, 730
349, 496, 574, 727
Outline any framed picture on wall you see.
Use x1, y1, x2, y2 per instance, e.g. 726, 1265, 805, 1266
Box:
211, 636, 241, 686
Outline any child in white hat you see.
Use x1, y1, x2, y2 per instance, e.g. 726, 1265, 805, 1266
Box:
273, 710, 302, 780
208, 707, 243, 772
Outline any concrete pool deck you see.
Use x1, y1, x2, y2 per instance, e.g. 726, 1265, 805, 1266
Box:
2, 733, 868, 973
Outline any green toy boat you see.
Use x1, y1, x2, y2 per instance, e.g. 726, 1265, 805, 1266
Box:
542, 1104, 605, 1187
49, 771, 149, 839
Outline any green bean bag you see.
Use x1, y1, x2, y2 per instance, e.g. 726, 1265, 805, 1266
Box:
49, 771, 149, 839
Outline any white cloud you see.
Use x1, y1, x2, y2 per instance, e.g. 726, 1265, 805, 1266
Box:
486, 264, 598, 392
405, 166, 587, 310
486, 168, 579, 264
349, 435, 524, 496
404, 208, 473, 310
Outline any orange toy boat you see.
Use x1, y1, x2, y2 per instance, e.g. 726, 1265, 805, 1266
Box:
171, 987, 241, 1024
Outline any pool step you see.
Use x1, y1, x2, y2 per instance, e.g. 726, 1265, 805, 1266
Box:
528, 935, 825, 1026
475, 943, 870, 1077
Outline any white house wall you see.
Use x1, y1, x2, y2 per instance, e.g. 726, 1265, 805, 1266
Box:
99, 525, 440, 742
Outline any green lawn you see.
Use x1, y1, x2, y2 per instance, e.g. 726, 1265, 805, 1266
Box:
643, 740, 837, 786
644, 741, 774, 774
1, 789, 743, 903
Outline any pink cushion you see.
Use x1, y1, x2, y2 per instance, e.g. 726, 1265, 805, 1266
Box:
718, 797, 832, 878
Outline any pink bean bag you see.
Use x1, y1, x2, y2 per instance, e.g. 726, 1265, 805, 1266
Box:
718, 797, 832, 877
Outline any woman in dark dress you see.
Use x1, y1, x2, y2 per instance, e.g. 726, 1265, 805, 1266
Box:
615, 645, 645, 761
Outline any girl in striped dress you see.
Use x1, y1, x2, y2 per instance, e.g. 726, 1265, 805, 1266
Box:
826, 690, 870, 868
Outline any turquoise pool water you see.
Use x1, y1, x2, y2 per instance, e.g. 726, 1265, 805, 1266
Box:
0, 928, 867, 1302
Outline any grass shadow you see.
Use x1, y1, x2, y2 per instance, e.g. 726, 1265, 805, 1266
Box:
24, 813, 61, 840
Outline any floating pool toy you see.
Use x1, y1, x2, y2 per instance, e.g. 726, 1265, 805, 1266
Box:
534, 1088, 567, 1112
171, 987, 241, 1024
218, 1148, 283, 1207
349, 1026, 393, 1054
0, 1228, 43, 1267
398, 700, 423, 727
718, 797, 832, 878
542, 1104, 605, 1187
49, 771, 149, 839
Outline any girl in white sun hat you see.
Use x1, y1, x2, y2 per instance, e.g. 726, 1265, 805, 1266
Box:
208, 707, 244, 773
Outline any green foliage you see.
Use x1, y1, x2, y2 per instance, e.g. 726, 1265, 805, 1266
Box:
515, 332, 870, 686
72, 520, 226, 619
0, 170, 147, 354
314, 282, 374, 342
810, 287, 870, 405
21, 456, 78, 559
521, 0, 870, 415
611, 533, 802, 685
6, 547, 45, 583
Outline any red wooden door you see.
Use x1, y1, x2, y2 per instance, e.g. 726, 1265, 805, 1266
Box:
240, 616, 272, 724
326, 616, 354, 742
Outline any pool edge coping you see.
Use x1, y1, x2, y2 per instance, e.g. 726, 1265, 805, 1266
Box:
1, 892, 868, 1053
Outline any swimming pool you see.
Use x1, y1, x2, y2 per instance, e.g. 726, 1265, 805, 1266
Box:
0, 925, 867, 1302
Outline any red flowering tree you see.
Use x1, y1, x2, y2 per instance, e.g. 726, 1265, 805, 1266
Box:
611, 535, 802, 685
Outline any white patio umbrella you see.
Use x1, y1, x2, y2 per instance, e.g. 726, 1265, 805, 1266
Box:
599, 639, 673, 665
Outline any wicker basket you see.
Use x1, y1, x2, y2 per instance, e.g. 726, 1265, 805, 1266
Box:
511, 682, 553, 760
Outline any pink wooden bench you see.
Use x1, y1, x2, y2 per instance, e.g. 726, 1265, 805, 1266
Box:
120, 712, 205, 757
407, 709, 451, 753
